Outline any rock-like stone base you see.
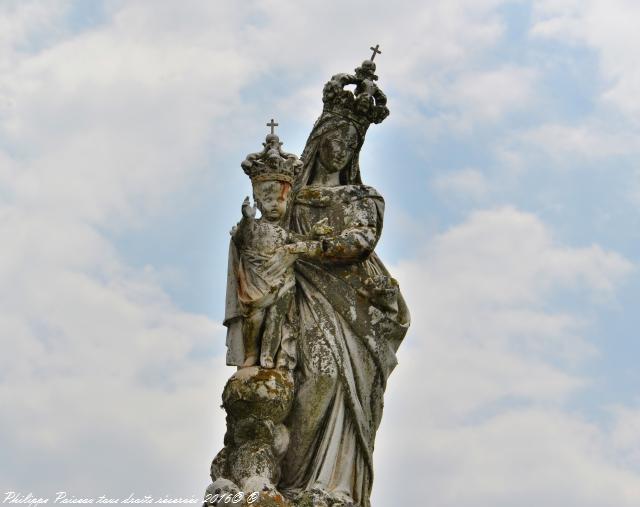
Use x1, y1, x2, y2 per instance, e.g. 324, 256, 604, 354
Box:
205, 367, 294, 507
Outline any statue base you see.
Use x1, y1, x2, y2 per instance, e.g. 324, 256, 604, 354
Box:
205, 366, 294, 507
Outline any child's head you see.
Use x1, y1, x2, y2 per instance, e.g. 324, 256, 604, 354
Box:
252, 180, 291, 222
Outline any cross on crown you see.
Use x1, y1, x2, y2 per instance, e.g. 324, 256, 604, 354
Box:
266, 118, 278, 135
369, 44, 382, 61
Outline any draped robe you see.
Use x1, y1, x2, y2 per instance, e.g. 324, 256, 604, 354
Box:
279, 184, 410, 507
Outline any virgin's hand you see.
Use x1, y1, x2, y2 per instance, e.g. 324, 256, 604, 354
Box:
312, 218, 333, 238
261, 245, 298, 279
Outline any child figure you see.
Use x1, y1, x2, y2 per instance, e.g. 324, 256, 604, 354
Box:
232, 181, 295, 369
224, 133, 303, 370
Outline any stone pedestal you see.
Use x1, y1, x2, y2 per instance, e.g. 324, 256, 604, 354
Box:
205, 367, 294, 507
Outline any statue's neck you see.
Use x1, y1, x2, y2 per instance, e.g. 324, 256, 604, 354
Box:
309, 160, 341, 187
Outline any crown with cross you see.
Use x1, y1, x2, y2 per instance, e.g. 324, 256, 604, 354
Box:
320, 44, 389, 135
240, 120, 302, 185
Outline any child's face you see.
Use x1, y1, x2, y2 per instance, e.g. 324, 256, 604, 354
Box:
253, 181, 289, 222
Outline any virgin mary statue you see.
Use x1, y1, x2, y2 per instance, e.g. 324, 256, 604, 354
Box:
263, 60, 411, 507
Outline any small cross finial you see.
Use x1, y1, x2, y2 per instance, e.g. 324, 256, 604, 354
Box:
369, 44, 382, 61
266, 118, 279, 135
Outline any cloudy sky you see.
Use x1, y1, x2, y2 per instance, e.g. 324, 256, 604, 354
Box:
1, 0, 639, 505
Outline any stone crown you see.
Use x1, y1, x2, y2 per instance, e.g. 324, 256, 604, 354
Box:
321, 60, 390, 133
241, 134, 301, 184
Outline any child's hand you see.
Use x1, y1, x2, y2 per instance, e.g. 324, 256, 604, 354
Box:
241, 196, 257, 219
312, 218, 333, 237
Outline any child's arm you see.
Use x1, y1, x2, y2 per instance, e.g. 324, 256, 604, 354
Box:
231, 197, 257, 247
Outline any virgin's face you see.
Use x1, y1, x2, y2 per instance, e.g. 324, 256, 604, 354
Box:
318, 126, 358, 173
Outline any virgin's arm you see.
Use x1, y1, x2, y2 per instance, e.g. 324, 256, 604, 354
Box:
291, 198, 379, 263
262, 197, 379, 277
261, 224, 375, 277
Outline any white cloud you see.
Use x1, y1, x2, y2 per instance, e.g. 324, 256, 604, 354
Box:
433, 167, 490, 200
512, 122, 639, 165
0, 5, 260, 225
377, 408, 640, 506
404, 66, 537, 137
0, 204, 232, 494
532, 0, 640, 119
610, 405, 640, 467
0, 1, 68, 67
447, 67, 536, 121
372, 207, 638, 506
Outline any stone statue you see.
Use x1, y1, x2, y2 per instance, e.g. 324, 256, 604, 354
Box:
206, 47, 410, 507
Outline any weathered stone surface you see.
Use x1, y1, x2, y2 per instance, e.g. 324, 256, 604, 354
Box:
208, 48, 410, 507
223, 366, 294, 422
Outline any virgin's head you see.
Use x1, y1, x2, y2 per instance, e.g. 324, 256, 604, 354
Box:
297, 116, 365, 190
318, 123, 359, 174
